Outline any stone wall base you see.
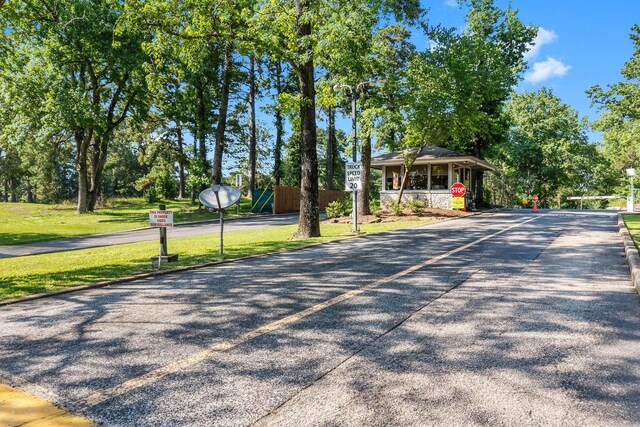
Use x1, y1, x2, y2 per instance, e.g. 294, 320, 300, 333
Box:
381, 192, 452, 210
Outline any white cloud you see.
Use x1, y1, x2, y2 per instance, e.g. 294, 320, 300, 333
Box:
524, 57, 571, 83
444, 0, 459, 8
524, 27, 558, 60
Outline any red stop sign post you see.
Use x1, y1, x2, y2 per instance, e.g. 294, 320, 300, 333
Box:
450, 182, 466, 198
532, 194, 539, 213
450, 183, 467, 211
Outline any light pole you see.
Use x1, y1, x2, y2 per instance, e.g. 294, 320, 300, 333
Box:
627, 168, 635, 213
334, 83, 359, 233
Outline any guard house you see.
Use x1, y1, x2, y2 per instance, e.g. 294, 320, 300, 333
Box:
371, 146, 496, 209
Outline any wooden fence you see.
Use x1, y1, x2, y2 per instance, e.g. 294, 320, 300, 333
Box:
273, 185, 345, 213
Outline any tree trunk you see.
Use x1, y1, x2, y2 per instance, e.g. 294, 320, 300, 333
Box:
211, 42, 234, 185
3, 180, 8, 202
472, 134, 484, 207
87, 134, 109, 211
196, 82, 207, 165
294, 0, 320, 238
396, 138, 429, 205
273, 62, 283, 186
474, 169, 484, 209
358, 133, 371, 215
396, 167, 410, 205
177, 126, 186, 199
248, 55, 257, 198
75, 129, 90, 214
26, 178, 33, 203
191, 130, 198, 203
9, 178, 17, 202
326, 106, 335, 190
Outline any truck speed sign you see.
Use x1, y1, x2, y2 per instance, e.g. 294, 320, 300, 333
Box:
345, 162, 362, 192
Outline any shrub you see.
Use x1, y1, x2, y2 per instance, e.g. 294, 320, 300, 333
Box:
405, 199, 425, 213
154, 168, 178, 200
326, 200, 345, 218
144, 186, 158, 203
343, 195, 353, 215
390, 203, 404, 216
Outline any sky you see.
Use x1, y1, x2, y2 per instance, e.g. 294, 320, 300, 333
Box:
403, 0, 640, 142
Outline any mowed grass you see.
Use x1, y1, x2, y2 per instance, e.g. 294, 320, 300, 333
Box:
0, 219, 433, 302
623, 213, 640, 249
0, 198, 252, 245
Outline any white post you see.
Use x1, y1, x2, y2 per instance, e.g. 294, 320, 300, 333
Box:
627, 168, 635, 213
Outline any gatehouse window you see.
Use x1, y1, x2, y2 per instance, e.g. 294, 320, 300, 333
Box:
430, 164, 448, 190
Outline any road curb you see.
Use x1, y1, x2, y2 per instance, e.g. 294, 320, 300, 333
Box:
618, 212, 640, 294
0, 216, 461, 307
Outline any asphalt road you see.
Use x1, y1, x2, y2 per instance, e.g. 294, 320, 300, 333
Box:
0, 211, 638, 426
0, 213, 307, 258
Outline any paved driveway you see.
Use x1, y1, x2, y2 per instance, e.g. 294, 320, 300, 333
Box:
0, 211, 638, 426
0, 213, 306, 258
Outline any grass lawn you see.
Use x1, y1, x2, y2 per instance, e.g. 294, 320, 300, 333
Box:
623, 213, 640, 249
0, 197, 252, 246
0, 219, 433, 302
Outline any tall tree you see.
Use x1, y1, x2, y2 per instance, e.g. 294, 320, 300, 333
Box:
325, 106, 336, 190
456, 0, 536, 205
589, 24, 640, 193
1, 0, 150, 213
251, 0, 422, 237
121, 0, 247, 186
247, 55, 258, 197
272, 61, 286, 186
499, 88, 607, 206
394, 1, 534, 205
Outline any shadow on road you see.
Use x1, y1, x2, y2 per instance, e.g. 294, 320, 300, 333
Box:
0, 213, 638, 425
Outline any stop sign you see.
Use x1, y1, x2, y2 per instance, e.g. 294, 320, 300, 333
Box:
450, 183, 466, 198
532, 195, 539, 203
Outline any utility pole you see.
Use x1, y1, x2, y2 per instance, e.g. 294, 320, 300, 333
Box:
334, 83, 359, 233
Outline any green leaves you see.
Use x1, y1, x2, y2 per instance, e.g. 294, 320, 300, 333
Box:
589, 25, 640, 195
399, 0, 534, 160
497, 87, 607, 205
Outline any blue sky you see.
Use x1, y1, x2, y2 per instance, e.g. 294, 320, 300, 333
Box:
407, 0, 640, 142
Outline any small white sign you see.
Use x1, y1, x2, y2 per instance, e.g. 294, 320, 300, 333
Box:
149, 210, 174, 227
345, 162, 362, 192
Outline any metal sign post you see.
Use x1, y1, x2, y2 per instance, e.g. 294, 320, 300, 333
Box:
212, 187, 224, 256
334, 83, 362, 234
158, 226, 166, 269
200, 185, 241, 258
627, 168, 636, 213
345, 162, 362, 233
149, 204, 178, 267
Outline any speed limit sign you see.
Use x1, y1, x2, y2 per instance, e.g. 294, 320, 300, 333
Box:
345, 162, 362, 192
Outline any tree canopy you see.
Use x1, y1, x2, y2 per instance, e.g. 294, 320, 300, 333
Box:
0, 0, 619, 218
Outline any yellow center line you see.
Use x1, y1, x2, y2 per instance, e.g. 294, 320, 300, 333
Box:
76, 215, 539, 409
